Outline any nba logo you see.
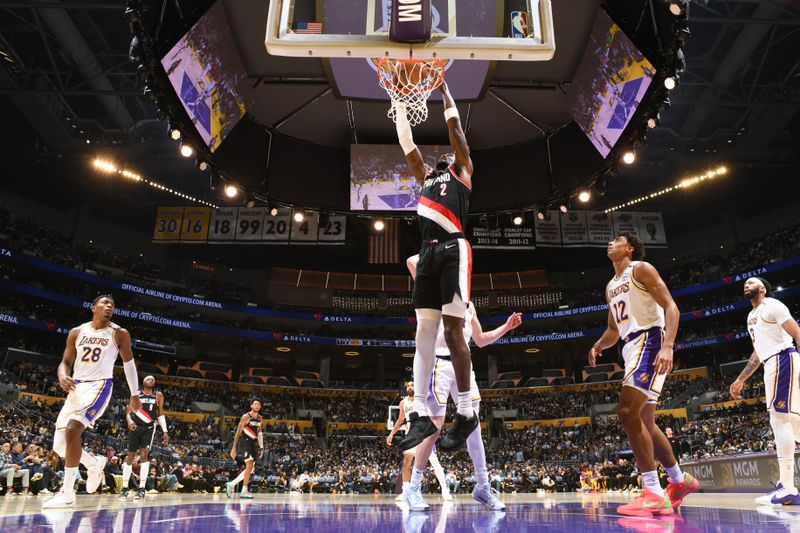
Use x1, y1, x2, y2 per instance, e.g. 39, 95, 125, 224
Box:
511, 11, 528, 38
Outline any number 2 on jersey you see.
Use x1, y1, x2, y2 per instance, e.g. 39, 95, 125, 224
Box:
81, 347, 102, 363
439, 183, 447, 196
612, 301, 629, 324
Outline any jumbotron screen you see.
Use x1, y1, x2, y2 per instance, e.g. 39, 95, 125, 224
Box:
160, 1, 252, 152
567, 9, 656, 158
350, 144, 451, 211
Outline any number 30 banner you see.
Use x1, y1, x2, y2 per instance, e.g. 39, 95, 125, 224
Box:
153, 206, 346, 245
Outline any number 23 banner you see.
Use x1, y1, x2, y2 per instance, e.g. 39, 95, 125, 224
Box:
152, 206, 346, 245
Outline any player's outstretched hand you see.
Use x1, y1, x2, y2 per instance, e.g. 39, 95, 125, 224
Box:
230, 449, 237, 460
129, 395, 142, 412
59, 375, 76, 393
128, 421, 137, 431
438, 79, 449, 94
588, 345, 601, 367
505, 312, 522, 331
729, 379, 744, 400
163, 433, 170, 446
385, 435, 393, 447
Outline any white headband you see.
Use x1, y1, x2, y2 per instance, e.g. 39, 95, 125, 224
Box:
746, 277, 765, 289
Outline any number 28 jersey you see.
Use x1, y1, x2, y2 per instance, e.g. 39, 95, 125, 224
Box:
606, 262, 665, 341
73, 322, 120, 381
416, 166, 471, 242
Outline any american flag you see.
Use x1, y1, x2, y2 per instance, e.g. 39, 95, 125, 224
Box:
292, 22, 323, 34
368, 220, 399, 264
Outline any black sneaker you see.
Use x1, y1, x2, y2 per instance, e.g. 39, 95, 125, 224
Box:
398, 412, 438, 451
438, 411, 479, 452
119, 488, 129, 500
134, 488, 145, 501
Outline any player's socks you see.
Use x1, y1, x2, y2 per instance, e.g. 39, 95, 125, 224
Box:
63, 467, 78, 498
665, 463, 684, 484
641, 470, 665, 497
465, 426, 489, 486
412, 315, 438, 416
456, 391, 473, 418
122, 463, 133, 489
409, 468, 424, 490
429, 453, 447, 491
139, 461, 150, 489
230, 471, 246, 488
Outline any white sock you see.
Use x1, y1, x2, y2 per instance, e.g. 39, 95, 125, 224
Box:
122, 463, 133, 489
665, 463, 684, 484
80, 450, 98, 469
456, 391, 473, 418
409, 469, 424, 490
412, 314, 439, 415
771, 411, 798, 491
466, 422, 489, 486
429, 452, 447, 492
642, 470, 664, 496
139, 461, 150, 489
230, 470, 246, 487
63, 467, 78, 497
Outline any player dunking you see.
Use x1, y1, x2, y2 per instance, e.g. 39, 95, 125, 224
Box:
43, 295, 142, 509
402, 254, 520, 511
386, 381, 450, 502
730, 277, 800, 505
227, 399, 263, 499
121, 375, 169, 501
589, 233, 697, 517
394, 79, 478, 453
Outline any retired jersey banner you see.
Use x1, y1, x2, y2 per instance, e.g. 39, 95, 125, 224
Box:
586, 211, 615, 247
153, 207, 344, 245
637, 212, 667, 247
469, 216, 535, 250
560, 211, 589, 247
611, 211, 641, 240
534, 210, 562, 247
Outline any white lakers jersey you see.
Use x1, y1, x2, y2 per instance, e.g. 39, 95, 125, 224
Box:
73, 321, 120, 381
747, 297, 795, 362
401, 396, 414, 433
606, 262, 665, 341
434, 303, 475, 355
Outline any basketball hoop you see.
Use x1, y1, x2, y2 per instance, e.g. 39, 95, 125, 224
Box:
377, 58, 445, 127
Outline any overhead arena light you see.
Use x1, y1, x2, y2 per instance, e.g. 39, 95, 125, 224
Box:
578, 190, 591, 203
180, 143, 194, 157
276, 346, 291, 352
622, 150, 636, 165
525, 347, 540, 353
373, 219, 385, 231
536, 209, 546, 221
170, 128, 181, 141
270, 207, 279, 217
224, 184, 239, 198
293, 211, 305, 223
512, 214, 523, 226
664, 75, 678, 90
647, 114, 660, 129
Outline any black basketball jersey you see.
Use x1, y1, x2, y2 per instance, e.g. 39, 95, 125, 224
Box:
417, 166, 471, 242
241, 412, 262, 441
133, 392, 157, 427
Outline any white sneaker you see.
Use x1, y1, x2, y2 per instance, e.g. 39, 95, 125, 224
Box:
147, 489, 159, 494
42, 492, 75, 509
395, 493, 406, 502
441, 487, 453, 501
86, 456, 107, 494
404, 485, 430, 511
39, 489, 53, 495
472, 484, 506, 510
756, 484, 799, 505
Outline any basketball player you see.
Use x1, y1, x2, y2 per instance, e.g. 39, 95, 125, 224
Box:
43, 295, 142, 509
394, 78, 477, 453
386, 381, 450, 501
402, 254, 520, 511
730, 277, 800, 505
226, 399, 263, 499
120, 375, 168, 500
588, 233, 697, 517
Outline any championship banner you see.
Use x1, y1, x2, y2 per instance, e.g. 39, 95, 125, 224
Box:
534, 210, 562, 247
586, 211, 615, 247
469, 216, 535, 250
611, 211, 640, 239
637, 212, 667, 247
152, 207, 185, 242
560, 211, 589, 247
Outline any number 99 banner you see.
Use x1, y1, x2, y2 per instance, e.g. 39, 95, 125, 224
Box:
153, 206, 345, 245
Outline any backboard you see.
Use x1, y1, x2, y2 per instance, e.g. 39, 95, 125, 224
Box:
265, 0, 555, 62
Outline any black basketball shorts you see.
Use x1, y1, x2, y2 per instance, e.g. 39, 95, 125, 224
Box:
412, 237, 472, 316
127, 424, 156, 452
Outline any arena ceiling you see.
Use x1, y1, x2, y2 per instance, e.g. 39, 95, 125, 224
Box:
0, 0, 799, 217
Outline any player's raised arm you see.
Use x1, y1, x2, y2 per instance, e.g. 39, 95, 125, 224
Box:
231, 413, 249, 460
438, 81, 473, 182
394, 103, 427, 184
115, 327, 142, 411
633, 262, 680, 375
57, 328, 80, 393
471, 312, 522, 348
156, 391, 169, 445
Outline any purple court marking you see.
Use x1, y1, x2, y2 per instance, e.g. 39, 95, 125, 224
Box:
8, 501, 800, 532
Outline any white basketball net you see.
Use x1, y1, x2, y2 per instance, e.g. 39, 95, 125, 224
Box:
377, 58, 445, 127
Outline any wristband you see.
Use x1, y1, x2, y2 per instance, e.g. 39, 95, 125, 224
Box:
444, 107, 460, 121
123, 359, 140, 397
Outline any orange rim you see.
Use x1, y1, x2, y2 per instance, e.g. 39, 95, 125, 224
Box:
377, 58, 445, 94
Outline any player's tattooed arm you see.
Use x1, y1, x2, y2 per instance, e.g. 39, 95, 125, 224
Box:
57, 328, 80, 392
730, 352, 761, 400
